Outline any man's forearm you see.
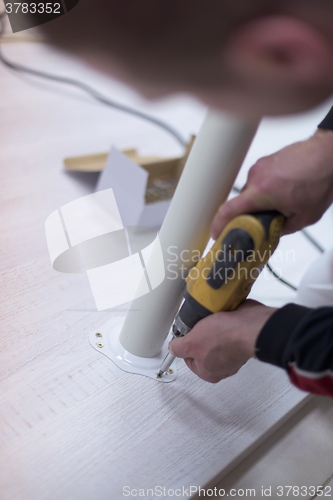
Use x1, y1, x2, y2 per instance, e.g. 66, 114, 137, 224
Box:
255, 304, 333, 397
211, 109, 333, 239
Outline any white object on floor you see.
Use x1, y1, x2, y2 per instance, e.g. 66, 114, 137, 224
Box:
296, 247, 333, 308
96, 147, 173, 228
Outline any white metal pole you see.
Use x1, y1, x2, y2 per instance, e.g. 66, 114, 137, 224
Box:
119, 110, 259, 357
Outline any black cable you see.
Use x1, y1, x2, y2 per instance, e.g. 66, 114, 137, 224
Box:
301, 228, 325, 253
0, 13, 187, 148
266, 263, 297, 291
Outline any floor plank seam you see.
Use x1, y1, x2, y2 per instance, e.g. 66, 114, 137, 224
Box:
310, 472, 333, 499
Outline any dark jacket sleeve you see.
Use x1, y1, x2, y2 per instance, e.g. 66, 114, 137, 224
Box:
318, 106, 333, 130
255, 304, 333, 397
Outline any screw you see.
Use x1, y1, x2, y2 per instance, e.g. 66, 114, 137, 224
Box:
95, 332, 102, 337
96, 342, 104, 348
167, 369, 174, 374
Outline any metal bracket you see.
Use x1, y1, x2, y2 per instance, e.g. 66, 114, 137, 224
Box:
89, 316, 177, 383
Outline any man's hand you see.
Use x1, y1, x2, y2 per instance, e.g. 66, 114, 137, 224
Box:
211, 129, 333, 238
168, 300, 277, 383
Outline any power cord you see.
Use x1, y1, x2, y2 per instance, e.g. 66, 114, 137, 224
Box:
0, 12, 187, 148
266, 264, 297, 291
301, 228, 325, 254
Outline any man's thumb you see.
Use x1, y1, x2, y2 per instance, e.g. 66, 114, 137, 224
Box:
168, 337, 187, 359
211, 185, 277, 240
211, 192, 256, 239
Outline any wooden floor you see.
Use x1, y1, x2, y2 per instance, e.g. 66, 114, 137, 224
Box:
1, 40, 333, 500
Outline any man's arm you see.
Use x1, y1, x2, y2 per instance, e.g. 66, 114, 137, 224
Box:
169, 301, 333, 397
256, 304, 333, 397
211, 113, 333, 239
170, 110, 333, 396
168, 301, 276, 383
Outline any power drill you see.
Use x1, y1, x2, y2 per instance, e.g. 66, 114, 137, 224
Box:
157, 211, 284, 378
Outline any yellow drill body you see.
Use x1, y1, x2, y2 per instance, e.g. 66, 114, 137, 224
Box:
186, 211, 284, 314
157, 211, 284, 378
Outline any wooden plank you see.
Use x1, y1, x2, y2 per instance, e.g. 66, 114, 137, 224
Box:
324, 477, 333, 498
0, 260, 308, 498
64, 152, 109, 172
0, 253, 308, 499
210, 396, 333, 500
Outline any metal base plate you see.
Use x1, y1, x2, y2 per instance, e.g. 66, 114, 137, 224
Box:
89, 316, 177, 383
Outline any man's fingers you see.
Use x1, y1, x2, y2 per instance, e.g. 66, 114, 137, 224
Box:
282, 215, 303, 235
185, 357, 223, 383
211, 187, 264, 240
184, 357, 195, 372
236, 298, 262, 310
168, 336, 193, 359
168, 337, 190, 359
183, 356, 216, 382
